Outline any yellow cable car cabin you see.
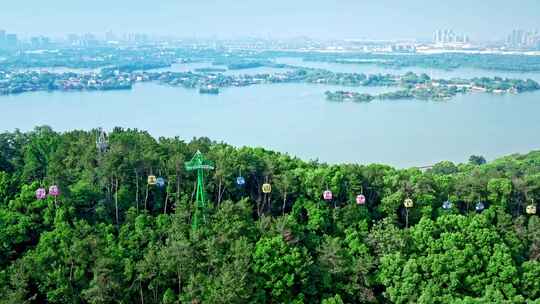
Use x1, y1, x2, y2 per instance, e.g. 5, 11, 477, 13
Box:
404, 198, 414, 208
262, 183, 272, 194
148, 175, 157, 185
526, 204, 537, 215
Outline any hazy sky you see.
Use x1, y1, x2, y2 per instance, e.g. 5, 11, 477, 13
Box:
2, 0, 539, 40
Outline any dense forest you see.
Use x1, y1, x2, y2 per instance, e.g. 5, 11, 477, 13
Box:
1, 126, 539, 303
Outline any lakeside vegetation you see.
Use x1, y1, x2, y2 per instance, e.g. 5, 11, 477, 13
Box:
325, 73, 540, 102
2, 65, 539, 101
3, 47, 540, 100
298, 52, 540, 72
3, 47, 540, 74
1, 126, 540, 303
0, 47, 540, 102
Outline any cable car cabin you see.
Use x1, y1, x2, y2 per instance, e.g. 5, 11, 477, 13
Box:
404, 198, 414, 208
475, 202, 485, 212
323, 190, 333, 201
442, 200, 452, 209
356, 194, 366, 205
236, 176, 246, 186
526, 204, 537, 215
36, 188, 47, 200
49, 185, 60, 197
148, 175, 157, 185
156, 177, 166, 187
262, 183, 272, 194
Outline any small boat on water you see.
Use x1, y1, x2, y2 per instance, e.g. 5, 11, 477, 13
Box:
199, 86, 219, 94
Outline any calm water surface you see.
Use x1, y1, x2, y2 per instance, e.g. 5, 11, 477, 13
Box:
1, 77, 539, 167
148, 62, 292, 76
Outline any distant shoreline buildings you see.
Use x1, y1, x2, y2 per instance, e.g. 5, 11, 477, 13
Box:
506, 29, 540, 49
433, 29, 470, 46
0, 29, 18, 49
0, 29, 155, 50
0, 28, 539, 53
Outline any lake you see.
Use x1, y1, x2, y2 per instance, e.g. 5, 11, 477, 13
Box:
1, 62, 540, 168
147, 62, 293, 76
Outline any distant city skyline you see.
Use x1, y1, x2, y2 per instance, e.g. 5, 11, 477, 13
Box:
1, 0, 539, 41
2, 27, 539, 44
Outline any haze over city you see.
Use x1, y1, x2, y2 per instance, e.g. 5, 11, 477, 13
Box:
2, 0, 540, 40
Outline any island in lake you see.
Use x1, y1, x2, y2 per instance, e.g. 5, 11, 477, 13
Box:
2, 47, 540, 103
2, 67, 539, 102
325, 74, 540, 102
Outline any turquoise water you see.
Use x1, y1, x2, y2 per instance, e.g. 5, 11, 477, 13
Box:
1, 79, 539, 167
149, 62, 292, 76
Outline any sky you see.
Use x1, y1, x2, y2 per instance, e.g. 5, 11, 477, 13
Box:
1, 0, 540, 40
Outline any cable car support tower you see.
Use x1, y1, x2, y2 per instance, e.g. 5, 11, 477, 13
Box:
185, 151, 214, 231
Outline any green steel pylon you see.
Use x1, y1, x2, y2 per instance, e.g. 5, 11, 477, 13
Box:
185, 150, 214, 231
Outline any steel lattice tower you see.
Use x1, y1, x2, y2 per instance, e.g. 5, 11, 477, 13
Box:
185, 151, 214, 230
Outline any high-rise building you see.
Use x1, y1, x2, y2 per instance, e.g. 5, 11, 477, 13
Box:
433, 29, 469, 45
434, 30, 443, 44
30, 36, 51, 49
506, 29, 540, 49
5, 34, 18, 48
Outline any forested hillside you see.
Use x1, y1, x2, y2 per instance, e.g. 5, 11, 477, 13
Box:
1, 126, 539, 303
